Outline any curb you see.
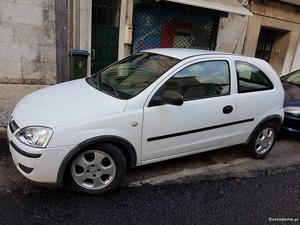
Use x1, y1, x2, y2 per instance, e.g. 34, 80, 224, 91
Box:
128, 160, 300, 187
182, 162, 300, 183
149, 163, 300, 187
0, 127, 7, 139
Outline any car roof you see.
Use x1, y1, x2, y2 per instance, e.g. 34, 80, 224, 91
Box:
142, 48, 233, 60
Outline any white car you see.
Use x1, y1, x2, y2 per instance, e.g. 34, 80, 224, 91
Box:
7, 48, 284, 194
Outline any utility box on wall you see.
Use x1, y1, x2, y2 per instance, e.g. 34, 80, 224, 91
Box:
124, 24, 133, 44
69, 49, 90, 80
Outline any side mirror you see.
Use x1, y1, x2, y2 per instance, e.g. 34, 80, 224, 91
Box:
162, 90, 184, 106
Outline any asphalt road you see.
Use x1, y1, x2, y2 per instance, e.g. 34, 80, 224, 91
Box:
0, 137, 299, 225
0, 138, 8, 156
0, 167, 298, 225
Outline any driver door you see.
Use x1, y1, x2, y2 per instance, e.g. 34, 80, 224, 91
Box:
142, 59, 237, 163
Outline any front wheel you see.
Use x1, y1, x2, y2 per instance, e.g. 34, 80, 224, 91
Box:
65, 143, 127, 194
245, 122, 278, 159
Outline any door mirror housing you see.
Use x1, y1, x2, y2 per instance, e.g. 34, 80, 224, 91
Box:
162, 90, 184, 106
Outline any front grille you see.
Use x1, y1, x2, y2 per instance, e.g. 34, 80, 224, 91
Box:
9, 118, 19, 133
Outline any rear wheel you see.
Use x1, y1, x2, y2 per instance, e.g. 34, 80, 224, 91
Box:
245, 122, 278, 159
65, 143, 127, 194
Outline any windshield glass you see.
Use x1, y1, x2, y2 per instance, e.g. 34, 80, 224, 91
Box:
86, 53, 179, 99
281, 70, 300, 86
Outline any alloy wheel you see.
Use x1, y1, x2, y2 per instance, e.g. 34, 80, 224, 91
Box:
254, 127, 275, 155
71, 150, 116, 190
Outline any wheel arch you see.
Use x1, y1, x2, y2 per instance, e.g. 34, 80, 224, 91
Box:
57, 135, 137, 184
245, 114, 282, 145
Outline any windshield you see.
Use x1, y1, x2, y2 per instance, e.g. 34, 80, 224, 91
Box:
86, 53, 179, 99
281, 69, 300, 86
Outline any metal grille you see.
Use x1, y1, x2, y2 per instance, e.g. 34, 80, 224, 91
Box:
255, 28, 275, 62
132, 4, 219, 53
91, 0, 120, 73
92, 0, 120, 27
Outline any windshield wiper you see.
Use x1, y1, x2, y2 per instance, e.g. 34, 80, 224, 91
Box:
101, 79, 120, 98
87, 73, 120, 98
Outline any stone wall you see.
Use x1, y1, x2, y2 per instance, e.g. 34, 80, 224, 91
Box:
291, 41, 300, 73
216, 13, 249, 54
243, 0, 300, 75
0, 0, 57, 85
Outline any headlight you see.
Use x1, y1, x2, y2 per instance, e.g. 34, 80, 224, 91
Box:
284, 106, 300, 115
16, 126, 53, 148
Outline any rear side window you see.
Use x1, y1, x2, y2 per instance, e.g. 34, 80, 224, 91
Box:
163, 60, 230, 101
235, 61, 274, 93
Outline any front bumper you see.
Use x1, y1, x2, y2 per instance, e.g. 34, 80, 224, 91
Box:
7, 124, 76, 183
281, 114, 300, 133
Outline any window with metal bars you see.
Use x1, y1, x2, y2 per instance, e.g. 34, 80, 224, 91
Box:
91, 0, 120, 73
255, 28, 275, 62
92, 0, 120, 27
132, 4, 220, 53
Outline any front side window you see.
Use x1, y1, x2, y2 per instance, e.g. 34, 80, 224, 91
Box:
160, 60, 230, 101
236, 61, 274, 93
87, 53, 179, 99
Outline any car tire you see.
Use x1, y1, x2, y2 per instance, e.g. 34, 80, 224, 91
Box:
244, 122, 278, 159
65, 143, 127, 194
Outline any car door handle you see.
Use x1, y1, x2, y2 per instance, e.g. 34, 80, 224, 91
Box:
223, 105, 233, 114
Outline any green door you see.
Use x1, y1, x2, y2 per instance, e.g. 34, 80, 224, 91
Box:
91, 0, 120, 74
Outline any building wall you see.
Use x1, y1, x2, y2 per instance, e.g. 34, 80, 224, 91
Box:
119, 2, 250, 57
73, 1, 263, 76
216, 13, 249, 54
79, 0, 92, 75
0, 0, 57, 85
71, 0, 300, 75
243, 0, 300, 75
291, 39, 300, 72
69, 0, 92, 76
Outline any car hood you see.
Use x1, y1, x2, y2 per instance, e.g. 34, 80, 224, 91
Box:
12, 79, 128, 128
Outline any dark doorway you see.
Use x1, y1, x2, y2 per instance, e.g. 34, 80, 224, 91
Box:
255, 27, 290, 74
91, 0, 120, 74
255, 28, 275, 62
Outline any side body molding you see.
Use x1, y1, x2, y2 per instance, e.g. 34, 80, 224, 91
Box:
57, 136, 137, 184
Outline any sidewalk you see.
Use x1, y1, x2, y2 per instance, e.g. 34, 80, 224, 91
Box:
0, 83, 47, 138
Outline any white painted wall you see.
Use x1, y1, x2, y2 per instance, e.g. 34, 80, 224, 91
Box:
216, 13, 249, 54
281, 29, 300, 75
79, 0, 92, 76
290, 38, 300, 73
118, 0, 127, 60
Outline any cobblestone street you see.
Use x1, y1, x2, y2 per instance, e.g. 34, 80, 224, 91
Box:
0, 84, 46, 136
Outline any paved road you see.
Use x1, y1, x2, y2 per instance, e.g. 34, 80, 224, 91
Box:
0, 166, 299, 225
0, 139, 8, 156
0, 83, 45, 128
0, 137, 299, 225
